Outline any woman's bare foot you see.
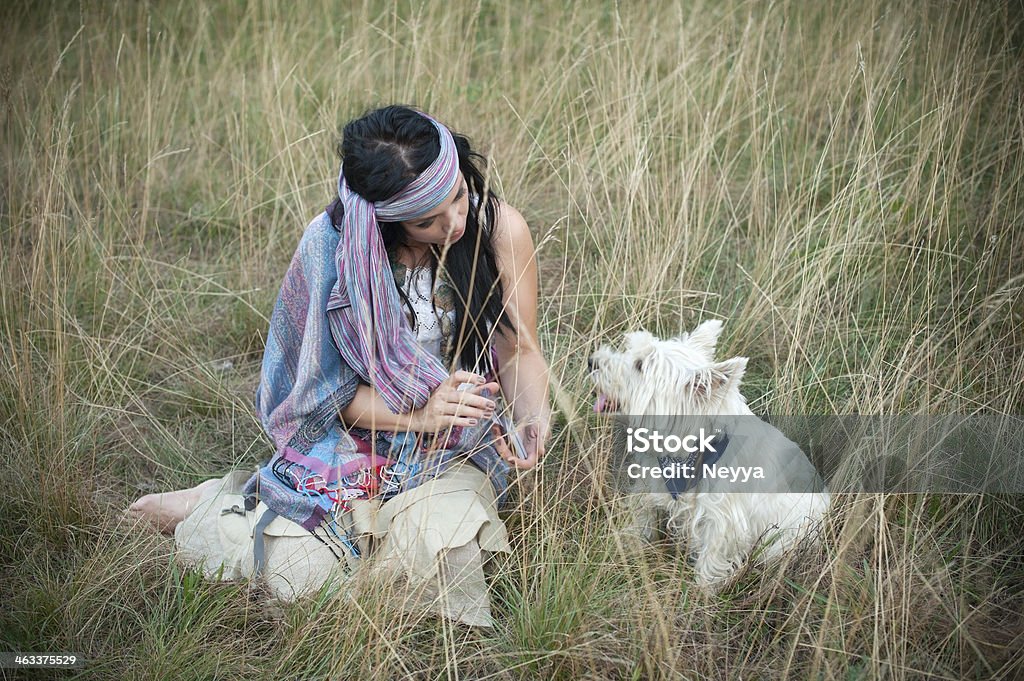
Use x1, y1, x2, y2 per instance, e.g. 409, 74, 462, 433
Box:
127, 478, 221, 535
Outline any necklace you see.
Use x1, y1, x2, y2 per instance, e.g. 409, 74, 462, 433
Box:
403, 266, 443, 332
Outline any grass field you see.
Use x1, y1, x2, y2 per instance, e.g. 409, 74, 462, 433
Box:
2, 1, 1022, 679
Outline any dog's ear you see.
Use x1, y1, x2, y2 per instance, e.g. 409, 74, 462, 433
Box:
690, 356, 748, 401
624, 330, 657, 351
682, 319, 724, 359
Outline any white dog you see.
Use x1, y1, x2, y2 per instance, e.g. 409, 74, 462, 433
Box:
589, 320, 830, 590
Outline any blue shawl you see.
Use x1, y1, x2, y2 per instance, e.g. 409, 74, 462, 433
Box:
242, 212, 510, 560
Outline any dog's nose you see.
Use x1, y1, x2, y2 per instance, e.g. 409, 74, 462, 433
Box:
587, 356, 596, 371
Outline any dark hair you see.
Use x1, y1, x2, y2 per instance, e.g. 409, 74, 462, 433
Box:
326, 105, 512, 374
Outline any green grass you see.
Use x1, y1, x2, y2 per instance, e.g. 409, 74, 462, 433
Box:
2, 0, 1023, 678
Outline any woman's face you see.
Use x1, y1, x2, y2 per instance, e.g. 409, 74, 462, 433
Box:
399, 172, 469, 247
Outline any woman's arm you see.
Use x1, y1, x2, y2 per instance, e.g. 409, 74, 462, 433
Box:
490, 202, 552, 466
339, 383, 423, 432
339, 373, 500, 432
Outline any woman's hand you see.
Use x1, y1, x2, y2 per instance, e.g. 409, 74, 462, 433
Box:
491, 417, 549, 470
519, 418, 549, 465
412, 370, 499, 433
487, 202, 552, 471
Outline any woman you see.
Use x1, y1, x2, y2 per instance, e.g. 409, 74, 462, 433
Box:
128, 105, 551, 627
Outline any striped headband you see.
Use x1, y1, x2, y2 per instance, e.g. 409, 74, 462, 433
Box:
326, 112, 460, 414
338, 114, 461, 222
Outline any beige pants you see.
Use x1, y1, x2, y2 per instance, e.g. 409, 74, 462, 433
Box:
173, 460, 511, 626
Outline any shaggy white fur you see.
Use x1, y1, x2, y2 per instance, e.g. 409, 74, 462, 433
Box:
589, 320, 831, 590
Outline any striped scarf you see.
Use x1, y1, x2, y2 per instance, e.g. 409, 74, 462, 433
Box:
325, 113, 459, 414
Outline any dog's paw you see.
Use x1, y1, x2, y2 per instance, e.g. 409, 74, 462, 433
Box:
690, 563, 743, 595
693, 576, 730, 596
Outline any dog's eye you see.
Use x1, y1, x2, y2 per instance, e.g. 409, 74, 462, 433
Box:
633, 359, 643, 372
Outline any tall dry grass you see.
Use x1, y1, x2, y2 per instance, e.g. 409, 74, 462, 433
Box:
1, 1, 1022, 679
